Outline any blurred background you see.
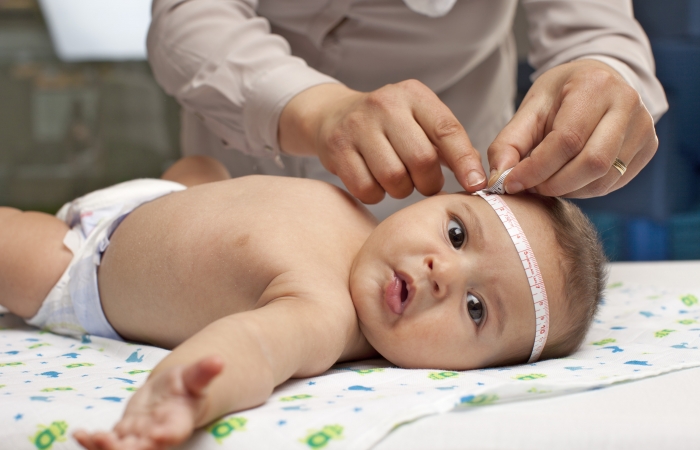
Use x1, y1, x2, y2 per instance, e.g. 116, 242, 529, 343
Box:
0, 0, 698, 261
0, 0, 179, 213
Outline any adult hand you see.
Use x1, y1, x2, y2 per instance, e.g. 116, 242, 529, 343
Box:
488, 59, 658, 198
279, 81, 486, 204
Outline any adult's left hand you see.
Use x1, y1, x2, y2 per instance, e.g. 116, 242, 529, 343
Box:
487, 59, 658, 198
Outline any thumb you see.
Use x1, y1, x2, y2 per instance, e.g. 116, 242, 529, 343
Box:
486, 145, 520, 189
487, 103, 541, 193
183, 355, 224, 397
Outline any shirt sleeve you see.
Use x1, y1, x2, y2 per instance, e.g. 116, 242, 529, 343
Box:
521, 0, 668, 122
147, 0, 340, 158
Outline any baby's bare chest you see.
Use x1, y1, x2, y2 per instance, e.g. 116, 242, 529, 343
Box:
166, 220, 356, 311
101, 188, 369, 321
98, 176, 374, 347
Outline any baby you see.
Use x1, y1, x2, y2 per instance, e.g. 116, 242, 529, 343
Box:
0, 156, 606, 450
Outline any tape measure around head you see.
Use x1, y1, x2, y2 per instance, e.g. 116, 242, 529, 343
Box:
485, 168, 512, 195
475, 168, 550, 363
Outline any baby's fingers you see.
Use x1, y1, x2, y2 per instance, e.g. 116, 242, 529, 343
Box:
74, 429, 104, 450
77, 428, 165, 450
74, 430, 119, 450
183, 355, 224, 396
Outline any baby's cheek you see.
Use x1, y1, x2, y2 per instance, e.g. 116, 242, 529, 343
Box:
392, 329, 439, 362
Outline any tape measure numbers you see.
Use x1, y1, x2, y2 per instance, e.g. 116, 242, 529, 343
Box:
475, 168, 550, 363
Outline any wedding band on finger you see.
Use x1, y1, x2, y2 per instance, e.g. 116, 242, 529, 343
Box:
612, 158, 627, 176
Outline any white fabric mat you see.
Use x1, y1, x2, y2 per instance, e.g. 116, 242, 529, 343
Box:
375, 261, 700, 450
2, 279, 699, 449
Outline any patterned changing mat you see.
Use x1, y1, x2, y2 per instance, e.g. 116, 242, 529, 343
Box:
1, 282, 699, 450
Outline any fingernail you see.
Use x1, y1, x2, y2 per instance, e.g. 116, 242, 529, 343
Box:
467, 170, 486, 187
505, 181, 523, 194
488, 169, 499, 187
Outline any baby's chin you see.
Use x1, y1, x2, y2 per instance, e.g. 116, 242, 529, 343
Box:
383, 351, 527, 371
378, 350, 476, 371
363, 327, 530, 370
355, 322, 412, 368
357, 328, 463, 370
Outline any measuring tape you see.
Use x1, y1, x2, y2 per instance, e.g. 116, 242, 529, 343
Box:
475, 168, 550, 363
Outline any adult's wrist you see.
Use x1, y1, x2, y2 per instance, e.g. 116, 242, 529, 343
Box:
278, 83, 359, 157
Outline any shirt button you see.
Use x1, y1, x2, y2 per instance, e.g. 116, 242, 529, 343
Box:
264, 145, 275, 153
221, 139, 228, 146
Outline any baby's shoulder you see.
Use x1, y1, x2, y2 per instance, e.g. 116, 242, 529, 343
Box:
194, 175, 377, 227
236, 175, 360, 203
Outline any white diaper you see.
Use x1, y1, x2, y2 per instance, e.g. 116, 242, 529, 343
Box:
26, 179, 186, 340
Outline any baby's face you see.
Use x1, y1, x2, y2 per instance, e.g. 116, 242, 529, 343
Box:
350, 193, 564, 370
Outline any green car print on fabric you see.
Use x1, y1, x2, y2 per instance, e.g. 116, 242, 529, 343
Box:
65, 363, 94, 369
514, 373, 547, 381
460, 394, 498, 406
527, 387, 551, 394
655, 329, 676, 338
301, 425, 344, 449
77, 345, 104, 351
27, 343, 51, 349
677, 319, 697, 325
428, 371, 459, 380
280, 394, 313, 402
207, 417, 247, 443
40, 387, 74, 392
352, 368, 385, 375
592, 338, 616, 346
29, 421, 68, 450
681, 294, 698, 307
0, 362, 24, 367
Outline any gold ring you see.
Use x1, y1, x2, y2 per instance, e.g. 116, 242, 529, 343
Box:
612, 158, 627, 176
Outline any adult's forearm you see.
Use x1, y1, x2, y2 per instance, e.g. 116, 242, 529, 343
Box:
147, 0, 339, 158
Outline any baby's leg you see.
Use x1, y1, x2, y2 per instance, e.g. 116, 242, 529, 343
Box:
0, 207, 72, 318
161, 155, 231, 187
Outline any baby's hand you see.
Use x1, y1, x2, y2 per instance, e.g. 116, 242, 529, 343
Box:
74, 356, 223, 450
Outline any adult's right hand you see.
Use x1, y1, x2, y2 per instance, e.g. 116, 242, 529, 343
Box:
279, 81, 486, 204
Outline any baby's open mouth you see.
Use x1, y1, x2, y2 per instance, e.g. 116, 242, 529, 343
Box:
400, 279, 409, 304
384, 272, 412, 315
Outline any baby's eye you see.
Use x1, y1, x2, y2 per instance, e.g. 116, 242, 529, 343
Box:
447, 218, 465, 249
466, 293, 483, 325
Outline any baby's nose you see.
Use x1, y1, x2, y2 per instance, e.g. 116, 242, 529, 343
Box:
425, 256, 453, 301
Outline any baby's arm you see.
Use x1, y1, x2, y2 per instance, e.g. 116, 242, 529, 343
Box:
75, 297, 350, 450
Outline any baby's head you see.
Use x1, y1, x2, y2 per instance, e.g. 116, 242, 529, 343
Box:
349, 191, 607, 370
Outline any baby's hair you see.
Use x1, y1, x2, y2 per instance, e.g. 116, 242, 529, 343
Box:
535, 196, 608, 360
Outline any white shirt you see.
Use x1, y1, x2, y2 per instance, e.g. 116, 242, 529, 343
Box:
147, 0, 668, 218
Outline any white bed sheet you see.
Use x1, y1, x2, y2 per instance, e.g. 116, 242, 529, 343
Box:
2, 261, 698, 449
375, 261, 700, 450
